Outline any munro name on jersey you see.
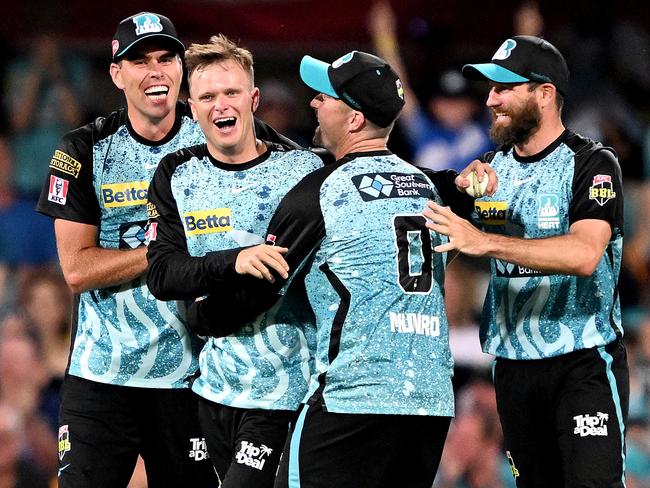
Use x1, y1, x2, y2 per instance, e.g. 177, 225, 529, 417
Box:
352, 173, 434, 202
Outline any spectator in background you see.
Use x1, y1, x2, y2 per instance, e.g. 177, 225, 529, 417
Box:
0, 33, 87, 273
0, 402, 50, 488
17, 269, 71, 432
434, 380, 516, 488
369, 1, 492, 173
0, 334, 57, 478
256, 79, 312, 147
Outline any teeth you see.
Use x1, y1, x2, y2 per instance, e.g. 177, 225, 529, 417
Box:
215, 117, 236, 129
145, 85, 169, 96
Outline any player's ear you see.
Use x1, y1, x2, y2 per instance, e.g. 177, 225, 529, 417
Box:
251, 87, 260, 113
109, 63, 124, 90
349, 110, 366, 132
188, 98, 198, 121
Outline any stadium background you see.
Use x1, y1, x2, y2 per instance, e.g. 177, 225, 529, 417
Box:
0, 0, 648, 487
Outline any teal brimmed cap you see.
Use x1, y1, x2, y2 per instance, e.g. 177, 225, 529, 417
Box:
300, 51, 405, 128
112, 12, 185, 61
462, 35, 569, 96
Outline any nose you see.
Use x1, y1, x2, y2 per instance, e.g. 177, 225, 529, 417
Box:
310, 93, 324, 109
486, 87, 499, 108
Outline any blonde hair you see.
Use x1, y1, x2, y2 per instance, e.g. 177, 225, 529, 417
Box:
185, 34, 254, 88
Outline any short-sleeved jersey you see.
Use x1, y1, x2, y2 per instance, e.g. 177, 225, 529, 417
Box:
146, 143, 323, 409
36, 102, 205, 388
475, 130, 624, 360
36, 104, 296, 388
215, 151, 455, 416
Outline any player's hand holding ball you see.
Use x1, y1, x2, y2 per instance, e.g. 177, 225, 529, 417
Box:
465, 171, 489, 197
455, 159, 497, 197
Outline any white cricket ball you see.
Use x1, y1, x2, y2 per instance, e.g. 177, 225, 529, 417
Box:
465, 171, 488, 197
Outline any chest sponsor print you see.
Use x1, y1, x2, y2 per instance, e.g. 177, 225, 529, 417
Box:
183, 208, 232, 236
352, 172, 433, 201
101, 181, 149, 208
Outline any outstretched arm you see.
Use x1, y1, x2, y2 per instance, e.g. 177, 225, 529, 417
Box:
423, 201, 611, 276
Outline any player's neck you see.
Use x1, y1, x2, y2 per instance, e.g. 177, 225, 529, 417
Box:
128, 109, 177, 142
207, 138, 267, 165
332, 135, 388, 160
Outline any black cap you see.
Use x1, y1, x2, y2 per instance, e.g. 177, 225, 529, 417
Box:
299, 51, 405, 128
112, 12, 185, 61
462, 35, 569, 96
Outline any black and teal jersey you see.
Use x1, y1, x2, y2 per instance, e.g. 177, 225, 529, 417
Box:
146, 143, 323, 409
36, 102, 205, 388
475, 130, 624, 359
189, 151, 455, 417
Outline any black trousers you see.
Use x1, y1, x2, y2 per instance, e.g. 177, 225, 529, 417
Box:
57, 374, 218, 488
494, 339, 629, 488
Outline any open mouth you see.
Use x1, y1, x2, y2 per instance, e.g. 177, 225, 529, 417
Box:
144, 85, 169, 100
214, 117, 237, 131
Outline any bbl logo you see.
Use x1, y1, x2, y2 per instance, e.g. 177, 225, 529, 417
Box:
589, 174, 616, 206
58, 425, 71, 460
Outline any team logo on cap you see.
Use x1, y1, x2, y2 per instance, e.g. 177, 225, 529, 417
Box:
589, 174, 616, 206
493, 39, 517, 60
396, 79, 404, 100
132, 13, 163, 36
332, 51, 355, 69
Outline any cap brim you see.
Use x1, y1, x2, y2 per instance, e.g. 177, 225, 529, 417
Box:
299, 56, 338, 98
462, 63, 529, 84
114, 34, 185, 60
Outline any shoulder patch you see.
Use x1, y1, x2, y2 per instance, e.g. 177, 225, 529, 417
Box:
589, 174, 616, 206
50, 150, 81, 178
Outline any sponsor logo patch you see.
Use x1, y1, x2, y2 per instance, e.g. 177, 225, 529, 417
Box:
495, 260, 546, 278
589, 174, 616, 206
573, 412, 609, 437
506, 451, 520, 479
101, 181, 148, 208
352, 173, 433, 202
144, 222, 157, 244
183, 208, 232, 236
235, 441, 273, 471
48, 175, 69, 205
58, 425, 71, 461
265, 233, 277, 245
475, 201, 508, 225
49, 150, 81, 178
147, 202, 159, 219
119, 221, 148, 249
537, 193, 560, 230
188, 437, 209, 462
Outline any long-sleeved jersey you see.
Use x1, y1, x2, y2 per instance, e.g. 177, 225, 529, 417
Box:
476, 130, 624, 360
146, 143, 323, 409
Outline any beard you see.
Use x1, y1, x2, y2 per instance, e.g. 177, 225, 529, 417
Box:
489, 97, 541, 146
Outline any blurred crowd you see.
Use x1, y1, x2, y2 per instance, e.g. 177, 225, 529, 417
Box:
0, 1, 648, 487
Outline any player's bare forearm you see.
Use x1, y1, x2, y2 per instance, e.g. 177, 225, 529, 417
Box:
424, 202, 611, 276
55, 219, 148, 293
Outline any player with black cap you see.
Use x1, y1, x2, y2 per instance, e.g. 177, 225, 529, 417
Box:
36, 11, 292, 488
425, 35, 628, 487
182, 50, 456, 488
